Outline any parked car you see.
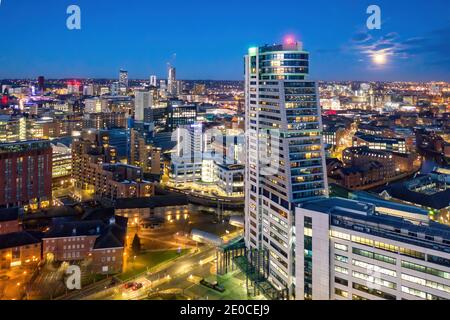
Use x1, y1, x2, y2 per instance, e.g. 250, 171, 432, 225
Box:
124, 282, 136, 289
132, 282, 143, 290
200, 279, 225, 293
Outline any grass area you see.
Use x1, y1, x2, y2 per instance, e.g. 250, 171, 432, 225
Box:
82, 273, 108, 287
215, 270, 266, 300
118, 249, 190, 281
329, 183, 350, 198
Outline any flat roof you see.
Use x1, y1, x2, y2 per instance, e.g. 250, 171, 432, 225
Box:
114, 194, 188, 209
299, 197, 450, 253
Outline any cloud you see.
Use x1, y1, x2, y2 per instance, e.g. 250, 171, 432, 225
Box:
380, 32, 398, 42
399, 25, 450, 66
352, 32, 372, 43
349, 24, 450, 70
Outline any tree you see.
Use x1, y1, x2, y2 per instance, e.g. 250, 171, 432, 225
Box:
131, 234, 141, 255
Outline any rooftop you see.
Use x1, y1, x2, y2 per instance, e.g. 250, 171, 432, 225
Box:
0, 231, 41, 250
354, 132, 405, 143
299, 197, 450, 254
43, 207, 128, 249
114, 194, 188, 209
382, 175, 450, 210
0, 140, 51, 154
0, 207, 19, 222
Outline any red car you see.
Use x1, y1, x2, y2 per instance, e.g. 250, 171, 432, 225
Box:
132, 283, 143, 291
123, 282, 136, 289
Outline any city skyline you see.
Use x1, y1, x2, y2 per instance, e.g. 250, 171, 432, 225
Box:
0, 0, 449, 81
0, 0, 450, 304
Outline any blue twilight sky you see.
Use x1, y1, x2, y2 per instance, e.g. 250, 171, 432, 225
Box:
0, 0, 449, 81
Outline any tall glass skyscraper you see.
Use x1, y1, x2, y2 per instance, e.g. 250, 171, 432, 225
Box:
244, 39, 328, 298
119, 69, 129, 89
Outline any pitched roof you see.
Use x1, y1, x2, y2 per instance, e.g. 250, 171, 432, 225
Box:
44, 220, 105, 238
0, 207, 19, 222
0, 231, 41, 250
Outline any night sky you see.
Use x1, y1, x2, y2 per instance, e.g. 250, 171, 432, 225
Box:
0, 0, 449, 81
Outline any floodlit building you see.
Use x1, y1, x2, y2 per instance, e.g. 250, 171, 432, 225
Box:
353, 132, 407, 154
72, 129, 153, 201
119, 69, 129, 90
295, 197, 450, 300
0, 140, 52, 210
243, 39, 328, 297
42, 209, 128, 274
134, 89, 153, 123
168, 66, 177, 97
51, 143, 72, 189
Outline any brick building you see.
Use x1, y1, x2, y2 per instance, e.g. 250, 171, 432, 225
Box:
42, 209, 127, 274
72, 129, 154, 200
0, 232, 41, 269
0, 208, 21, 235
0, 140, 52, 210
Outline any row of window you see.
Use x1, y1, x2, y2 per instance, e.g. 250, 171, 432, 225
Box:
401, 273, 450, 295
331, 230, 426, 261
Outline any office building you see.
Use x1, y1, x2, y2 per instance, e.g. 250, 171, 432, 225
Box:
82, 112, 128, 130
130, 129, 161, 175
295, 197, 450, 300
134, 89, 153, 123
84, 98, 109, 113
244, 40, 328, 297
119, 69, 129, 89
150, 75, 157, 87
0, 231, 41, 269
168, 66, 177, 97
67, 80, 81, 95
0, 115, 26, 142
353, 132, 407, 154
166, 102, 197, 131
51, 143, 72, 189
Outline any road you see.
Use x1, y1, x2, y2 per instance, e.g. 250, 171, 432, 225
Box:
64, 246, 216, 300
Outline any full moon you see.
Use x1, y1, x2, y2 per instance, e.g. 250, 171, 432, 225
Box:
372, 52, 387, 65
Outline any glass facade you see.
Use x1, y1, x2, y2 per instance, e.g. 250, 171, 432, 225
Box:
244, 41, 327, 297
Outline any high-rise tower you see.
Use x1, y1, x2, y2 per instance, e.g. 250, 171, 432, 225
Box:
119, 69, 129, 89
244, 39, 328, 298
150, 75, 157, 87
167, 66, 177, 97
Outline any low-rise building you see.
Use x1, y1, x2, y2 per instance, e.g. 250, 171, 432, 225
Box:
0, 231, 41, 269
114, 194, 188, 224
42, 209, 127, 274
0, 208, 21, 235
214, 163, 244, 197
353, 132, 407, 154
295, 197, 450, 300
380, 173, 450, 218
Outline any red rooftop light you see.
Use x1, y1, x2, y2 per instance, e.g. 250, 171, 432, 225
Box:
284, 35, 295, 45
